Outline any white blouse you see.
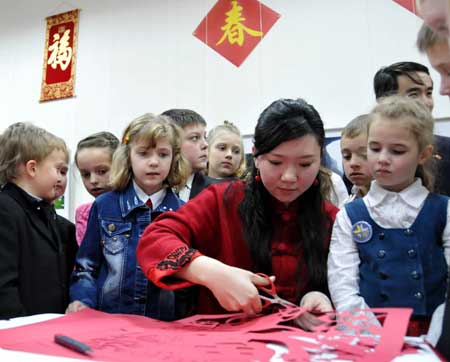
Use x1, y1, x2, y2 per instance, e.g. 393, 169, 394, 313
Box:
328, 179, 450, 312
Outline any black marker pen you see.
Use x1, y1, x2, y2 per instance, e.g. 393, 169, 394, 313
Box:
54, 334, 93, 355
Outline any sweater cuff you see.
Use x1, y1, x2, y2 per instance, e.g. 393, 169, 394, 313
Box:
150, 247, 202, 289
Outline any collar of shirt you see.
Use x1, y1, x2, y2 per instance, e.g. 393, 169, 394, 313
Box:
132, 180, 167, 210
185, 174, 194, 190
23, 189, 42, 202
366, 178, 428, 209
178, 173, 195, 202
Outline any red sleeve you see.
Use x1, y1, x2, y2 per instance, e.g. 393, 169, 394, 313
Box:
136, 182, 236, 290
323, 200, 339, 247
324, 200, 339, 224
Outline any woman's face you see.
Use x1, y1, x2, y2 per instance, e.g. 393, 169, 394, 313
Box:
254, 135, 321, 206
208, 131, 243, 178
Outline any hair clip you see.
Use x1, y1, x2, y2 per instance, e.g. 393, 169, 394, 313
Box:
122, 134, 130, 145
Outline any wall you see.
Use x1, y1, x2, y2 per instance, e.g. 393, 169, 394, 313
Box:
0, 0, 448, 219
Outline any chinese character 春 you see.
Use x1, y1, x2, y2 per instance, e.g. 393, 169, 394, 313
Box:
216, 0, 263, 46
47, 29, 72, 71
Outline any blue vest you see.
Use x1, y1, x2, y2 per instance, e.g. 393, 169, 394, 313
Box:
345, 194, 448, 317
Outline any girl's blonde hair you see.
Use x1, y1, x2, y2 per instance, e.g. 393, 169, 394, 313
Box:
368, 96, 435, 190
0, 122, 68, 186
207, 120, 246, 178
109, 113, 189, 191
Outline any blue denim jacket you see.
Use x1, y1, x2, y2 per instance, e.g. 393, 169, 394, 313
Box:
70, 183, 184, 320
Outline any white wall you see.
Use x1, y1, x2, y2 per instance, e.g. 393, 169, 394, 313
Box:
0, 0, 449, 220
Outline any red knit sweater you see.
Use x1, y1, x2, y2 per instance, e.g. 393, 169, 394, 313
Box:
137, 181, 338, 314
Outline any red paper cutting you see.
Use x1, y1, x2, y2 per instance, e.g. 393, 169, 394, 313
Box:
0, 307, 438, 361
193, 0, 280, 67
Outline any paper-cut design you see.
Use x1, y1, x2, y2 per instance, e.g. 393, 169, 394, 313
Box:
0, 307, 439, 361
393, 0, 419, 15
193, 0, 280, 67
40, 9, 80, 102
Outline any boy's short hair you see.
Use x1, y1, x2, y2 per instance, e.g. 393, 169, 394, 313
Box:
373, 61, 431, 100
161, 109, 206, 129
341, 114, 370, 139
417, 23, 448, 53
0, 122, 68, 185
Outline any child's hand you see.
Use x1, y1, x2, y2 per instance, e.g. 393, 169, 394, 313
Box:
65, 300, 87, 313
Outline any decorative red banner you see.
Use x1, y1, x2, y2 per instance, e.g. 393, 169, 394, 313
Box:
393, 0, 419, 15
193, 0, 280, 67
40, 9, 80, 102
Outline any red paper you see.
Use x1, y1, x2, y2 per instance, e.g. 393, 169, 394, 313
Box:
0, 307, 435, 361
193, 0, 280, 67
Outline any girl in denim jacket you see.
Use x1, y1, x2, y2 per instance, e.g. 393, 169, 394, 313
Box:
68, 114, 189, 320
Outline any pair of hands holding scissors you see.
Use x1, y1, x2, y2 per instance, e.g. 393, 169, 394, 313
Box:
177, 256, 333, 331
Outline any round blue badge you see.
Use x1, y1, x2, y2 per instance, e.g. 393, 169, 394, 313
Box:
351, 221, 373, 243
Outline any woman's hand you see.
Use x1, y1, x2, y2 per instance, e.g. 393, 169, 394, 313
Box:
300, 291, 333, 313
175, 256, 272, 316
206, 265, 272, 316
65, 300, 87, 313
294, 291, 333, 331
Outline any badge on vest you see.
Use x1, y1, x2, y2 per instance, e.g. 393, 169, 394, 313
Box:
352, 221, 373, 243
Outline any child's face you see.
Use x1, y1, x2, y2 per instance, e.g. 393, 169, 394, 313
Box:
53, 165, 68, 201
426, 40, 450, 98
181, 124, 208, 173
341, 134, 372, 187
254, 135, 321, 206
130, 137, 173, 195
208, 131, 243, 178
33, 149, 68, 201
76, 147, 113, 197
367, 118, 429, 192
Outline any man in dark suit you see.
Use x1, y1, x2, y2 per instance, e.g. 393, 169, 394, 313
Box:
374, 61, 450, 196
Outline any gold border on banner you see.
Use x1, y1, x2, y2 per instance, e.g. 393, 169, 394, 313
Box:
39, 9, 80, 102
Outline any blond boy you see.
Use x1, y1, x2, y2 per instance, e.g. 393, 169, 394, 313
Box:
0, 122, 77, 318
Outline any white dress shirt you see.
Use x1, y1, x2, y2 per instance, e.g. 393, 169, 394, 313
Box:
178, 174, 194, 202
329, 171, 349, 208
328, 179, 450, 313
132, 180, 166, 210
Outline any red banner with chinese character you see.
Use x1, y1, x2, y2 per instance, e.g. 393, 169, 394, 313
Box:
40, 9, 79, 102
193, 0, 280, 67
393, 0, 419, 15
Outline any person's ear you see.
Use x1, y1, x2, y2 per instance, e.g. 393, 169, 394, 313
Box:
24, 160, 38, 177
418, 144, 433, 165
252, 147, 260, 168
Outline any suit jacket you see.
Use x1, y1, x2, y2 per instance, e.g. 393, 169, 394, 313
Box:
433, 135, 450, 197
0, 183, 78, 318
189, 172, 222, 200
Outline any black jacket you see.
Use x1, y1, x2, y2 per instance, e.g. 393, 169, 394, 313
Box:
434, 135, 450, 197
0, 183, 78, 318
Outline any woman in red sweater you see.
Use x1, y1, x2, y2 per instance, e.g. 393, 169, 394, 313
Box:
137, 98, 338, 326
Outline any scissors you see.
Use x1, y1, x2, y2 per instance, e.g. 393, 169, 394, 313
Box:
256, 272, 297, 309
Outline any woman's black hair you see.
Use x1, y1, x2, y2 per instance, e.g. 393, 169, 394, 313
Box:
238, 98, 331, 298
